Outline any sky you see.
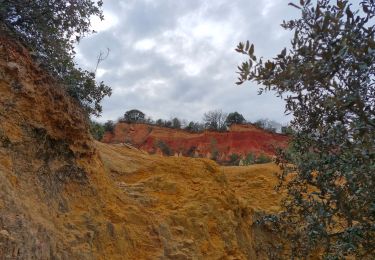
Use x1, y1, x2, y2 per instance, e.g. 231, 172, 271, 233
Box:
75, 0, 300, 124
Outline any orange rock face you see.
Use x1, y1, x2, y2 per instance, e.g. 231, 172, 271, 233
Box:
102, 122, 289, 160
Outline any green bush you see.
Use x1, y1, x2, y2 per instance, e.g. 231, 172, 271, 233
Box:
243, 152, 256, 165
90, 121, 105, 141
104, 120, 115, 133
229, 153, 241, 166
255, 153, 272, 164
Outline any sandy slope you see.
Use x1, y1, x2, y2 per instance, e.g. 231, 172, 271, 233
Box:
96, 142, 284, 259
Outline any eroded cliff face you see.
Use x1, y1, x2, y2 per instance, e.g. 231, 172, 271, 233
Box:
102, 122, 289, 161
0, 34, 284, 259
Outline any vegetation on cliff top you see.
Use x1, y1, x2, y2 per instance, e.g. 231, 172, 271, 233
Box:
0, 0, 111, 116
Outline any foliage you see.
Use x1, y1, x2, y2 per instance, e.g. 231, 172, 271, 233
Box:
184, 121, 204, 133
226, 112, 246, 126
155, 119, 164, 126
203, 110, 228, 131
186, 146, 197, 157
229, 153, 241, 166
144, 117, 154, 125
236, 0, 375, 258
171, 117, 182, 129
253, 119, 277, 133
90, 121, 105, 141
209, 137, 219, 160
155, 140, 173, 156
281, 125, 294, 135
123, 109, 145, 123
0, 0, 111, 116
255, 153, 272, 164
243, 152, 256, 165
104, 120, 115, 133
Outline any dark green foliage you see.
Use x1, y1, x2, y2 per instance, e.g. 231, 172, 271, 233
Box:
226, 112, 246, 126
155, 119, 164, 126
171, 117, 181, 129
243, 152, 256, 165
164, 120, 172, 128
0, 0, 111, 116
123, 109, 145, 123
184, 121, 204, 133
281, 125, 294, 135
255, 153, 272, 164
89, 121, 104, 140
155, 140, 173, 156
229, 153, 241, 166
236, 0, 375, 258
104, 120, 115, 133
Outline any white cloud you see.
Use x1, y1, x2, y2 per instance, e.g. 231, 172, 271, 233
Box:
91, 11, 119, 32
134, 38, 156, 51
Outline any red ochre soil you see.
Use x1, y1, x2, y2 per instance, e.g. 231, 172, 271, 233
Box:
102, 122, 289, 160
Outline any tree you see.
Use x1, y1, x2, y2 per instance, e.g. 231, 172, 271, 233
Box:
104, 120, 115, 133
281, 125, 294, 135
89, 121, 105, 141
155, 119, 164, 126
225, 112, 246, 126
0, 0, 111, 116
123, 109, 145, 123
185, 121, 204, 133
236, 0, 375, 258
253, 119, 278, 133
203, 110, 228, 131
171, 117, 181, 129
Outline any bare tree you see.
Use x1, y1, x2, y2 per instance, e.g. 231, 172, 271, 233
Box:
203, 110, 228, 131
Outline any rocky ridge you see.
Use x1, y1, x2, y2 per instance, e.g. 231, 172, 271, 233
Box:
102, 122, 289, 161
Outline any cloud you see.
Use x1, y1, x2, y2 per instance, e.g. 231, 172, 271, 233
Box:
75, 0, 299, 124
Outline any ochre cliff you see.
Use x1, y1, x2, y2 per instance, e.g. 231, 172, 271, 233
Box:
102, 122, 289, 161
0, 34, 286, 259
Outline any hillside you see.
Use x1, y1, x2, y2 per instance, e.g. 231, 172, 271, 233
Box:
0, 34, 289, 259
102, 122, 289, 162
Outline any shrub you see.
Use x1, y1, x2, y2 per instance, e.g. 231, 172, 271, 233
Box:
155, 140, 173, 156
243, 152, 256, 165
229, 153, 241, 166
255, 153, 272, 164
104, 120, 115, 133
90, 121, 105, 141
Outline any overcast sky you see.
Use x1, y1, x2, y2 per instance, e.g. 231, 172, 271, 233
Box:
75, 0, 300, 124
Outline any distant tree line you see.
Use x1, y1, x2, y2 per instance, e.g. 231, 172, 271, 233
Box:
90, 109, 289, 140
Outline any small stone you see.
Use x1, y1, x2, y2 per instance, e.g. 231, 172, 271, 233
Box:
0, 230, 10, 237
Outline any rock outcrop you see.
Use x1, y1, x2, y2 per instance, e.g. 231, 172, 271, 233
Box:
102, 122, 289, 161
0, 33, 285, 259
